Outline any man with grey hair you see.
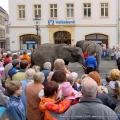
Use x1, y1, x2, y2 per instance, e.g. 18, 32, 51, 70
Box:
43, 62, 51, 70
42, 62, 51, 85
81, 77, 98, 98
54, 59, 65, 71
63, 77, 118, 120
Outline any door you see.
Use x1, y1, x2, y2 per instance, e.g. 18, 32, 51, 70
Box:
54, 31, 71, 45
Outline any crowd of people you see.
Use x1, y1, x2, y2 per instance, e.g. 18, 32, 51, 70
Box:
102, 46, 120, 70
0, 50, 120, 120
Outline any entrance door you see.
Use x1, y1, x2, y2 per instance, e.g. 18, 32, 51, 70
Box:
54, 31, 71, 45
20, 34, 41, 50
85, 34, 108, 47
26, 41, 36, 50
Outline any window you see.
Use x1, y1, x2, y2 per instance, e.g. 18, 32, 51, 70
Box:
50, 4, 57, 18
83, 3, 91, 17
18, 5, 25, 19
34, 4, 41, 18
66, 4, 74, 18
101, 3, 108, 17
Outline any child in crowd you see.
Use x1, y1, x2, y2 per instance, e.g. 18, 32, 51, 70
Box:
61, 82, 82, 104
39, 81, 72, 120
39, 81, 82, 119
6, 81, 26, 120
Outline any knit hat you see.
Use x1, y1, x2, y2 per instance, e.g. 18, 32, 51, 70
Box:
62, 82, 82, 99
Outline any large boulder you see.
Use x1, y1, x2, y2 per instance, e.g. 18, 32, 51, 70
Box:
31, 43, 84, 68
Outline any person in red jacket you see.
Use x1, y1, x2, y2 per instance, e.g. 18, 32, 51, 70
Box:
4, 54, 12, 66
83, 51, 88, 60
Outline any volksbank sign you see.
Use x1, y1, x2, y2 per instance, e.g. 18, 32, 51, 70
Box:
48, 20, 75, 25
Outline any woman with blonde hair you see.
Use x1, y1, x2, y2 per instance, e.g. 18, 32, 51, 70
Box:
107, 69, 120, 103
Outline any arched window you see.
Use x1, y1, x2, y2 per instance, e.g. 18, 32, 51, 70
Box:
54, 31, 71, 45
20, 34, 41, 50
85, 33, 108, 47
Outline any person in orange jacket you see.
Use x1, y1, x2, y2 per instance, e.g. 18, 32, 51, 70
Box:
39, 81, 72, 120
39, 81, 82, 120
21, 51, 31, 64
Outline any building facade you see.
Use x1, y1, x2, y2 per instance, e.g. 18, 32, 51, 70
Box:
9, 0, 118, 51
0, 7, 9, 50
118, 0, 120, 46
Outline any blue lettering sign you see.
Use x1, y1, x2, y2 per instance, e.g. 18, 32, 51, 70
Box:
48, 20, 75, 25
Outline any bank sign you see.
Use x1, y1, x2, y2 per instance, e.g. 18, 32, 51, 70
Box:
48, 20, 75, 25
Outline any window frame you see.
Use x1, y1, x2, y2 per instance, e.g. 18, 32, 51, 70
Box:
34, 4, 41, 19
49, 4, 58, 19
66, 3, 74, 19
100, 3, 109, 18
17, 5, 26, 19
83, 3, 91, 18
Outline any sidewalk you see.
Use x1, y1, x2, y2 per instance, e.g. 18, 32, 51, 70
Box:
68, 59, 118, 79
99, 59, 117, 79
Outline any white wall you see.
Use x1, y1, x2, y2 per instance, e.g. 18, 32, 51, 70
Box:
9, 0, 117, 25
9, 0, 118, 50
75, 27, 117, 48
9, 27, 49, 51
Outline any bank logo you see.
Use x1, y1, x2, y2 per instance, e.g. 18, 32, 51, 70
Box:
48, 20, 55, 25
48, 20, 75, 25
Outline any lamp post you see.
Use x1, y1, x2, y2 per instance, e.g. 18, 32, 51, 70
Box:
33, 16, 41, 45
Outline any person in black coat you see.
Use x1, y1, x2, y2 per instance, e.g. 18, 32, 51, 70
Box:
97, 93, 116, 110
117, 57, 120, 70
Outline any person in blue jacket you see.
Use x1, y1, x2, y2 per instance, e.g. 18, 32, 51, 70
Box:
85, 52, 97, 74
6, 81, 26, 120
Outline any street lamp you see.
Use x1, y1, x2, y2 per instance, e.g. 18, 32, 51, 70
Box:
33, 16, 41, 37
33, 16, 41, 46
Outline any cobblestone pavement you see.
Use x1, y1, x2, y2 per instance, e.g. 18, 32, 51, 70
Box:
99, 59, 117, 78
68, 59, 118, 79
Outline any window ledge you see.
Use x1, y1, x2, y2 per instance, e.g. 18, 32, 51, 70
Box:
65, 17, 74, 20
100, 16, 109, 19
49, 17, 58, 20
17, 18, 25, 20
